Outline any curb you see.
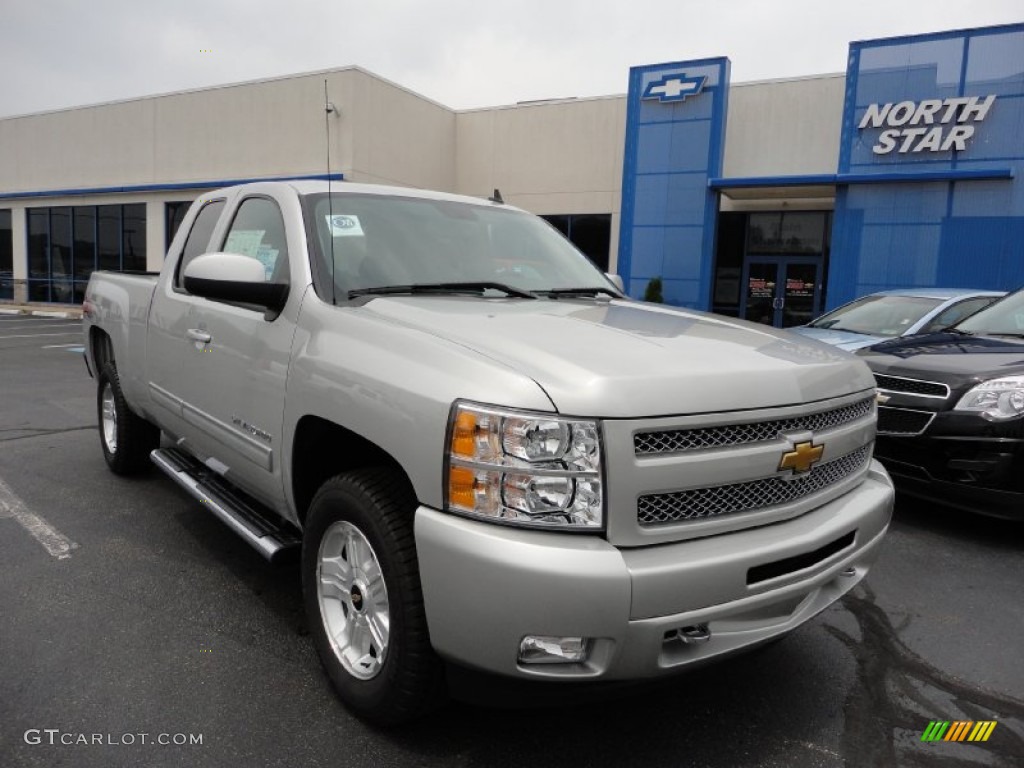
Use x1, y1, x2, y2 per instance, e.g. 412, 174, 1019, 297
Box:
0, 306, 83, 319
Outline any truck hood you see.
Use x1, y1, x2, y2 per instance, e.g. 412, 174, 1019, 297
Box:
360, 297, 874, 417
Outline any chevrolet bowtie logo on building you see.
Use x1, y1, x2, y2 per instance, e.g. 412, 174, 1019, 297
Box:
778, 441, 825, 474
921, 720, 997, 743
642, 73, 706, 103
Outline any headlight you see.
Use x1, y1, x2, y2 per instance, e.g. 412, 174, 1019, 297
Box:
954, 376, 1024, 421
445, 402, 603, 530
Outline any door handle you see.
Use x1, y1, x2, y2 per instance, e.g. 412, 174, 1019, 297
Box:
186, 328, 212, 344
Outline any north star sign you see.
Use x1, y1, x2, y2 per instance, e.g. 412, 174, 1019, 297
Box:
642, 73, 707, 103
858, 94, 997, 154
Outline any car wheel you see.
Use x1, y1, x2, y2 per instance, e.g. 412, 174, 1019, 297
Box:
302, 468, 444, 724
97, 362, 160, 475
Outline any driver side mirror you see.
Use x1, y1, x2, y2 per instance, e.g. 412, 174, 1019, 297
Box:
184, 253, 288, 315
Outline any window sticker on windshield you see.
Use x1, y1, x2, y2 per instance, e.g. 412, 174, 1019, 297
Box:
326, 214, 365, 237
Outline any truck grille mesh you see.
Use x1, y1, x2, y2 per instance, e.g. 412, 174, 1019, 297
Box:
637, 445, 871, 526
633, 397, 874, 456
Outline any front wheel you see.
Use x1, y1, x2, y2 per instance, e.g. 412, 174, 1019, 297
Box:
302, 468, 444, 724
97, 363, 160, 475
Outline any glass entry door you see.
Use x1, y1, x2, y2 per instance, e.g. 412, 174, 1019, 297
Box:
742, 257, 822, 328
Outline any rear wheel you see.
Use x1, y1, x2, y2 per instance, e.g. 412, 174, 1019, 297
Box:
97, 362, 160, 475
302, 468, 444, 724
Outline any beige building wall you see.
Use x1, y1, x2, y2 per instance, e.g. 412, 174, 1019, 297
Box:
722, 74, 844, 178
455, 96, 627, 269
0, 67, 455, 196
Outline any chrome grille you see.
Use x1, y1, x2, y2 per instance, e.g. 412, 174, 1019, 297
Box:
634, 397, 874, 456
637, 445, 871, 526
874, 374, 949, 398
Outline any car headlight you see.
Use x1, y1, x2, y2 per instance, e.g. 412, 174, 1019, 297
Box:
445, 402, 603, 530
954, 376, 1024, 421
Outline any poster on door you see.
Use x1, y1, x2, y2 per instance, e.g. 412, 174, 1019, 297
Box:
785, 278, 815, 298
748, 277, 775, 298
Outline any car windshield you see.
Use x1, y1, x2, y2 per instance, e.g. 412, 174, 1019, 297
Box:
956, 289, 1024, 336
305, 193, 615, 301
807, 295, 944, 336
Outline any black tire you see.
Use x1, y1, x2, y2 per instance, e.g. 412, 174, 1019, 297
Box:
302, 468, 445, 725
97, 362, 160, 475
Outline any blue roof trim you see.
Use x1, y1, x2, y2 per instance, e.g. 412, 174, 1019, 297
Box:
709, 168, 1013, 188
0, 172, 345, 201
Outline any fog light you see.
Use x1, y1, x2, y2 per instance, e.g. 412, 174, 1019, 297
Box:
518, 635, 590, 664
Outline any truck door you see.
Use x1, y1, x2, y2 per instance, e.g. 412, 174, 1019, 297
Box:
146, 198, 226, 438
175, 193, 296, 508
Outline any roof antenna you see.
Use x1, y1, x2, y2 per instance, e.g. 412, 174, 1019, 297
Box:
488, 188, 504, 204
324, 79, 337, 305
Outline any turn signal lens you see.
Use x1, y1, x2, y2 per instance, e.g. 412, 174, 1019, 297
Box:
451, 411, 477, 457
444, 402, 603, 530
448, 466, 476, 508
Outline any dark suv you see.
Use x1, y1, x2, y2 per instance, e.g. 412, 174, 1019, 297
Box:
858, 288, 1024, 519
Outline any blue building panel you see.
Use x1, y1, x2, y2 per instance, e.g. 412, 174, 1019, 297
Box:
618, 57, 730, 308
631, 175, 709, 227
629, 226, 704, 277
829, 23, 1024, 308
635, 121, 714, 174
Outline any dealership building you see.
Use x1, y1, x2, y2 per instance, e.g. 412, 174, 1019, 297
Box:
1, 22, 1021, 327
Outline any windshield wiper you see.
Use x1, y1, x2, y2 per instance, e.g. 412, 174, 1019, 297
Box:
348, 282, 537, 300
942, 327, 974, 336
536, 287, 621, 299
986, 332, 1024, 339
812, 326, 871, 335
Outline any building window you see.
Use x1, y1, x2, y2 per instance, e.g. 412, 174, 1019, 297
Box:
541, 214, 612, 272
166, 201, 193, 250
747, 212, 826, 255
0, 210, 12, 300
26, 204, 147, 303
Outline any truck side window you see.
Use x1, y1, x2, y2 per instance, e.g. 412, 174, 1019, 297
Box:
220, 197, 290, 283
176, 199, 226, 289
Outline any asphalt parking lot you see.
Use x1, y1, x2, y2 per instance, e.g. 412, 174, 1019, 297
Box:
1, 313, 1022, 768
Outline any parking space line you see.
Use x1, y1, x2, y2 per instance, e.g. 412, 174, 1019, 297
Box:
0, 476, 79, 559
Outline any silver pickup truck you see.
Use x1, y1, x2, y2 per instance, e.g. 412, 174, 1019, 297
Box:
83, 180, 894, 723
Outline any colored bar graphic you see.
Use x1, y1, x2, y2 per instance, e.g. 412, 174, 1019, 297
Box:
921, 721, 949, 741
921, 720, 997, 743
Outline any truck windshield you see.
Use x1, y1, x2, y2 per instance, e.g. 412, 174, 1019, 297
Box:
305, 193, 616, 302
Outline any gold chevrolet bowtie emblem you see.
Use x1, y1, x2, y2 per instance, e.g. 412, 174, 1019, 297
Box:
779, 441, 825, 474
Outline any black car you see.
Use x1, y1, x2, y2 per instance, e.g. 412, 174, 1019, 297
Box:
858, 288, 1024, 519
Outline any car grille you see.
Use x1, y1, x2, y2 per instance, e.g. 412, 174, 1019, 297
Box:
876, 406, 935, 436
633, 396, 874, 456
637, 445, 871, 526
874, 374, 949, 398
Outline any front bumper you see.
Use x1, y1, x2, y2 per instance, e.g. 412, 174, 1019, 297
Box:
415, 461, 893, 680
875, 433, 1024, 519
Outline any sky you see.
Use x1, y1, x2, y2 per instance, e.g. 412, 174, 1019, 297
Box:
1, 1, 1021, 118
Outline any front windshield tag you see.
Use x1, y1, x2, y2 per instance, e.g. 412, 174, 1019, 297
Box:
326, 214, 365, 237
